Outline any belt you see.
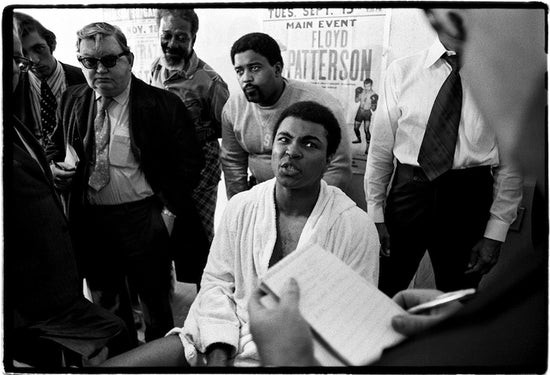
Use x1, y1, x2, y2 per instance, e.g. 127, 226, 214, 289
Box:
396, 162, 491, 183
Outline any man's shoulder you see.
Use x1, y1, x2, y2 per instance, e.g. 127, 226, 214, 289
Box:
60, 62, 86, 85
132, 76, 181, 102
196, 57, 226, 82
287, 79, 336, 102
387, 48, 429, 74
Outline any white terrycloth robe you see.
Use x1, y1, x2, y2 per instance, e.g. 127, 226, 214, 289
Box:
169, 178, 380, 366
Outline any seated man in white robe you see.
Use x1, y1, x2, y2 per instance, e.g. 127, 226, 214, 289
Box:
101, 100, 380, 367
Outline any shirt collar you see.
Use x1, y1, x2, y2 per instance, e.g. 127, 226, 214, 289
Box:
425, 38, 457, 69
28, 59, 63, 89
95, 78, 131, 106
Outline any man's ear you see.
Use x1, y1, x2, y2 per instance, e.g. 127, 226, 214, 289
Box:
274, 61, 283, 77
128, 52, 135, 67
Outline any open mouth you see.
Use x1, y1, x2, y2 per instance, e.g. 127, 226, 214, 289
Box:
280, 161, 301, 175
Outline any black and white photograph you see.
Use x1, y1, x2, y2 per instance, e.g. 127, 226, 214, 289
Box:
2, 1, 547, 372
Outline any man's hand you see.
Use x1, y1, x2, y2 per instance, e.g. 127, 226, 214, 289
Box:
375, 222, 391, 257
205, 343, 232, 366
391, 289, 462, 336
248, 279, 315, 366
50, 162, 76, 190
465, 237, 502, 276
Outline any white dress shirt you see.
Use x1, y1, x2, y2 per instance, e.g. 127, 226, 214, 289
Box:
365, 39, 523, 242
88, 81, 154, 205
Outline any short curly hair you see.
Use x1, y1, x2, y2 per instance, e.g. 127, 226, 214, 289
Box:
273, 101, 341, 158
156, 8, 199, 36
230, 32, 283, 67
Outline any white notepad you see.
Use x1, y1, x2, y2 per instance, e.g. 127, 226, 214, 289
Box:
260, 243, 406, 366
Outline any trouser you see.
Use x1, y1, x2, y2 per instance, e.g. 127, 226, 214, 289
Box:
81, 196, 174, 345
379, 162, 493, 297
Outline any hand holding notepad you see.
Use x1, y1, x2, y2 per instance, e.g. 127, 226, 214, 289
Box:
259, 244, 406, 366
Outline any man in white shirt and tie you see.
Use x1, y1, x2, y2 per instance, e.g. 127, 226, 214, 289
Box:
365, 9, 523, 297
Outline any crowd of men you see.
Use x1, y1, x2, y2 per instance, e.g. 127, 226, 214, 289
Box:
5, 6, 546, 371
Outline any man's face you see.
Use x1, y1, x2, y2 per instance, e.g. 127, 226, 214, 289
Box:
233, 50, 282, 106
78, 35, 133, 97
272, 116, 329, 191
364, 83, 372, 91
21, 31, 56, 79
159, 14, 195, 69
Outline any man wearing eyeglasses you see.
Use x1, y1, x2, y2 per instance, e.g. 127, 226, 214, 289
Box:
13, 12, 86, 150
46, 22, 204, 348
149, 9, 229, 289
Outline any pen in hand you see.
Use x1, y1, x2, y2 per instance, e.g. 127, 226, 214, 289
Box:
407, 288, 476, 315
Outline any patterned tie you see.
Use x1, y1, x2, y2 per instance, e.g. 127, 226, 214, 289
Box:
40, 79, 57, 140
88, 97, 114, 191
417, 54, 462, 181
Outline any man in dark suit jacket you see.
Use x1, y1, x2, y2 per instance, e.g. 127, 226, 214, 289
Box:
5, 25, 129, 369
13, 12, 86, 148
47, 22, 204, 347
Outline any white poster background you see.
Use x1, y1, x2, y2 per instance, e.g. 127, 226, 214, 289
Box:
262, 7, 390, 126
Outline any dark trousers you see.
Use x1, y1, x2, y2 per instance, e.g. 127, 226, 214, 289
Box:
80, 196, 173, 346
379, 162, 494, 297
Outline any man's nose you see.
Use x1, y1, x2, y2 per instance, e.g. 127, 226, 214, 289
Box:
285, 143, 302, 158
96, 61, 109, 73
241, 69, 253, 83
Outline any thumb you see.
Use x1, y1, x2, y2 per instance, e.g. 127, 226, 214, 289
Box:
392, 314, 438, 336
280, 278, 301, 309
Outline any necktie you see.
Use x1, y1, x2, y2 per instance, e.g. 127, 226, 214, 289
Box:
88, 97, 113, 191
40, 79, 57, 140
417, 54, 462, 181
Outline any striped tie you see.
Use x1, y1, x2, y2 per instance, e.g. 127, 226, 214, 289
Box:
88, 97, 113, 191
417, 54, 462, 181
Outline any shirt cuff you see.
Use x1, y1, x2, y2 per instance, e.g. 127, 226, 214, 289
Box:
483, 218, 510, 243
366, 204, 385, 223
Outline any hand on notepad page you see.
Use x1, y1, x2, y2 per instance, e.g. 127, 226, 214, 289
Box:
391, 289, 465, 336
249, 279, 316, 367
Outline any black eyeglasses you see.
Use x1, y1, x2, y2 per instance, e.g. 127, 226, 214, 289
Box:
77, 51, 129, 69
14, 56, 34, 73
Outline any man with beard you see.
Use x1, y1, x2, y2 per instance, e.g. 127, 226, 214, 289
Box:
150, 9, 229, 287
221, 32, 352, 199
13, 12, 86, 150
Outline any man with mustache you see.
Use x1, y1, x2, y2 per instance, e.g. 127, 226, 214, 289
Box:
13, 12, 86, 150
221, 32, 352, 199
150, 8, 229, 287
100, 101, 379, 367
47, 22, 204, 348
